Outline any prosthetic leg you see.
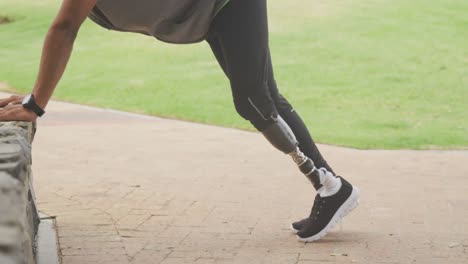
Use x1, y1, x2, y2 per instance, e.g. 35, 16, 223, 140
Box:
261, 115, 359, 242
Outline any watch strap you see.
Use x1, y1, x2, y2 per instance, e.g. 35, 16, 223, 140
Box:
23, 94, 45, 117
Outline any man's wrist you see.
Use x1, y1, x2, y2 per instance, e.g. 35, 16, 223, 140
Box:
22, 94, 46, 117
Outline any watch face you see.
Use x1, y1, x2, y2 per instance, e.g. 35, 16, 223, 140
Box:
22, 94, 31, 105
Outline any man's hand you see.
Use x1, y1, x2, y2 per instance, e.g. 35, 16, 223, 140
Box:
0, 95, 37, 122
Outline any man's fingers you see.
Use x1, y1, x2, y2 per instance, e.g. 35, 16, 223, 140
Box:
11, 98, 23, 105
0, 98, 15, 107
10, 95, 24, 105
0, 104, 36, 122
0, 95, 23, 108
10, 96, 24, 104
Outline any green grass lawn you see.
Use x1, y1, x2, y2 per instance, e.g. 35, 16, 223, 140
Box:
1, 0, 467, 149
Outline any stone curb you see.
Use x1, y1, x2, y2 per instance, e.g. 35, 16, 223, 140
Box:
0, 122, 39, 264
36, 213, 60, 264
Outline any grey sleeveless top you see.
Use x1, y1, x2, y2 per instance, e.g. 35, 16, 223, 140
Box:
88, 0, 229, 44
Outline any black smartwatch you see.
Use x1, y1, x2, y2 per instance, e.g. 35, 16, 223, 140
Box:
22, 94, 45, 117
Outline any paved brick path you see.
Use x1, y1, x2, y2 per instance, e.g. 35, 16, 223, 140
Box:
26, 98, 467, 264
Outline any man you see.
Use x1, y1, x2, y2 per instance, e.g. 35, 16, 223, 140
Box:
0, 0, 360, 242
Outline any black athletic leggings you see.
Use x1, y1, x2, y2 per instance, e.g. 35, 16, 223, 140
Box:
207, 0, 335, 174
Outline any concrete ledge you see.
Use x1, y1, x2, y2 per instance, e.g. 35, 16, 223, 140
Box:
0, 122, 39, 264
36, 214, 60, 264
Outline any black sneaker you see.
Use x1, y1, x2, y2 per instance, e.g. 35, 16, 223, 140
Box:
296, 177, 360, 242
290, 194, 320, 234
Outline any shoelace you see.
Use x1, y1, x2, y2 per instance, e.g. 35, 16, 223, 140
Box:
309, 196, 326, 220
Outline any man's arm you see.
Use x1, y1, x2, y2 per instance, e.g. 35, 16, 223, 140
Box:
0, 0, 97, 121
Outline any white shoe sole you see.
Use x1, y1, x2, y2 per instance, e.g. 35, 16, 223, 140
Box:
296, 187, 360, 242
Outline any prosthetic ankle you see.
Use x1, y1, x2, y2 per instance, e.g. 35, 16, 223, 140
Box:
261, 116, 341, 196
